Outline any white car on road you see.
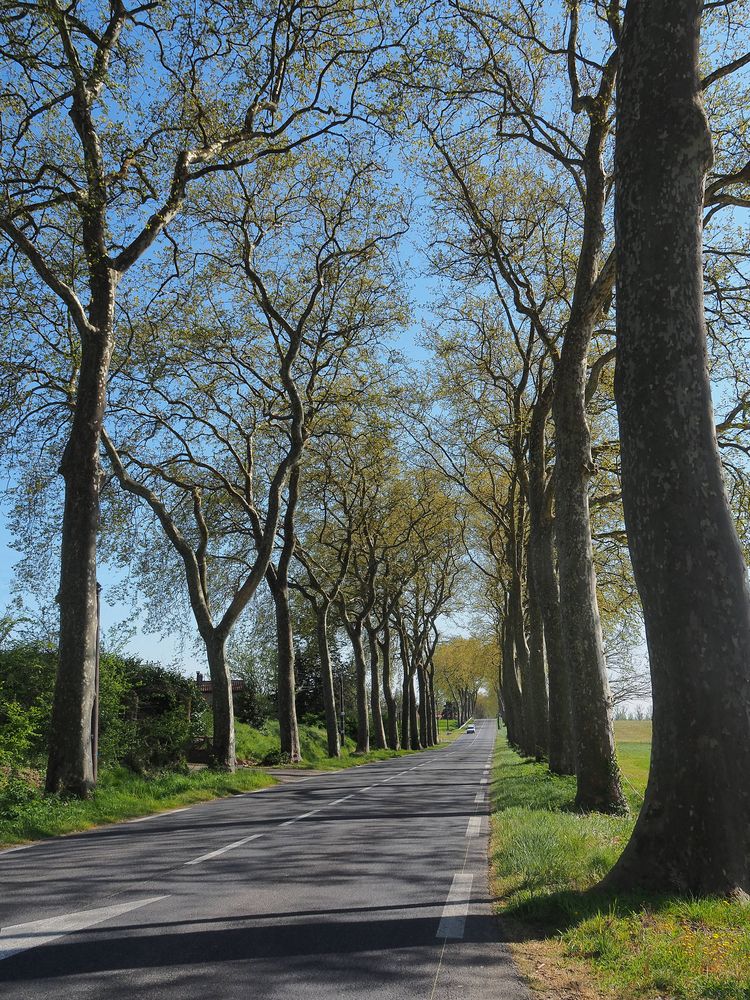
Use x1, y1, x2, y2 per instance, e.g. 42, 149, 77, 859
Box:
466, 724, 476, 734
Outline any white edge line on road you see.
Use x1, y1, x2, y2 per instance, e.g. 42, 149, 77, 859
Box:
474, 790, 485, 803
184, 833, 262, 865
479, 778, 489, 785
436, 873, 473, 939
0, 895, 169, 961
465, 816, 481, 838
128, 808, 189, 824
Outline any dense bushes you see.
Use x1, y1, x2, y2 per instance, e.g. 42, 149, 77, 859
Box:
0, 643, 208, 775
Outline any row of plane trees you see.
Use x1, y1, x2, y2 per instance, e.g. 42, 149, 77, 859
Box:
1, 1, 749, 898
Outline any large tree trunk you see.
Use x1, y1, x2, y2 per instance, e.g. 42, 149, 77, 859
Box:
316, 603, 340, 758
409, 670, 420, 749
526, 567, 549, 759
608, 0, 750, 895
379, 620, 399, 749
205, 632, 236, 770
345, 619, 370, 753
47, 328, 114, 796
510, 571, 535, 756
528, 384, 576, 774
427, 663, 438, 746
536, 520, 576, 775
552, 76, 627, 814
501, 613, 525, 751
366, 623, 387, 749
400, 668, 411, 750
270, 580, 301, 762
397, 622, 412, 748
417, 662, 428, 747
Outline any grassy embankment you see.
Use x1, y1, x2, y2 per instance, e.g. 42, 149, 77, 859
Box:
235, 719, 419, 770
0, 717, 461, 848
490, 720, 750, 1000
0, 765, 275, 848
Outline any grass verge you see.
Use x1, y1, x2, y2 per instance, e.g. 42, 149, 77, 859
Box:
236, 719, 441, 769
490, 726, 750, 1000
0, 765, 275, 849
437, 717, 472, 743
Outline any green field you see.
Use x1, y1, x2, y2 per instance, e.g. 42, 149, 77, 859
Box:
613, 719, 652, 795
490, 723, 750, 1000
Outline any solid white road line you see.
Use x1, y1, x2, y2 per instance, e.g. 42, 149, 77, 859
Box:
465, 817, 481, 838
474, 790, 485, 803
0, 896, 168, 961
436, 873, 473, 939
184, 833, 262, 865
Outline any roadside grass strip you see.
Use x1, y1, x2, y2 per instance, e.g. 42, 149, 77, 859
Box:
0, 767, 277, 850
489, 729, 750, 1000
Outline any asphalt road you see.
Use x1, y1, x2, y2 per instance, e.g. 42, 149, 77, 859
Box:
0, 719, 529, 999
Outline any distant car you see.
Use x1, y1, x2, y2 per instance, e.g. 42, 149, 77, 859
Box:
466, 724, 476, 734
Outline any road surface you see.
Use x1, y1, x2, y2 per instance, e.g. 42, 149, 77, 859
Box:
0, 719, 528, 999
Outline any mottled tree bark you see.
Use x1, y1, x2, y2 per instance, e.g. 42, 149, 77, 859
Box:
552, 48, 627, 814
417, 662, 431, 747
528, 382, 576, 774
608, 0, 750, 895
409, 668, 421, 750
526, 566, 549, 760
268, 577, 301, 762
205, 633, 236, 768
427, 663, 438, 745
315, 603, 340, 758
398, 623, 412, 749
379, 619, 399, 749
501, 613, 525, 751
366, 622, 387, 749
510, 570, 535, 757
344, 618, 370, 753
536, 520, 576, 775
47, 328, 115, 795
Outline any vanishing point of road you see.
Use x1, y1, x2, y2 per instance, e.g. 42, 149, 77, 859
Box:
0, 720, 529, 999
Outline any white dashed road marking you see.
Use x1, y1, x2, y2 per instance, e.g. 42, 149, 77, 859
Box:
185, 833, 262, 865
